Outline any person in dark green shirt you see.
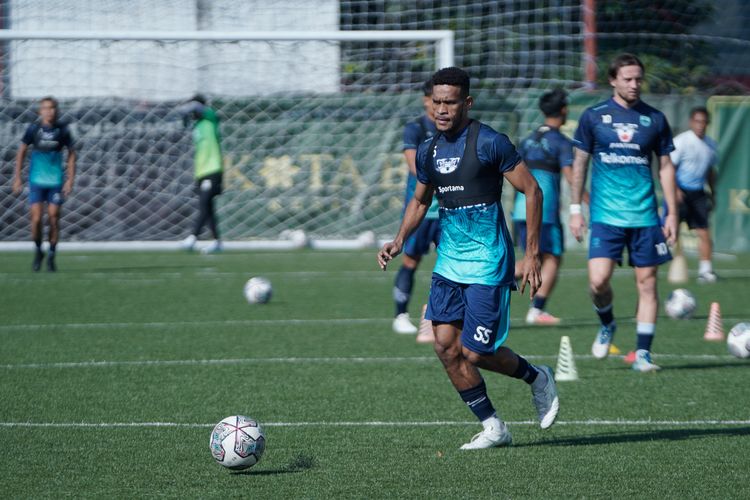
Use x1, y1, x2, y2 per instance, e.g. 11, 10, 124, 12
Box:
179, 94, 224, 254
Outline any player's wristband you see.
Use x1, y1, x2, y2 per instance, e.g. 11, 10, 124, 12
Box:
569, 204, 582, 215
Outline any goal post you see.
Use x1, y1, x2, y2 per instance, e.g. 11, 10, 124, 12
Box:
0, 29, 454, 249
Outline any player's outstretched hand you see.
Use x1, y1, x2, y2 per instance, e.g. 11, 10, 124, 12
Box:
377, 241, 402, 271
519, 253, 542, 299
569, 213, 586, 242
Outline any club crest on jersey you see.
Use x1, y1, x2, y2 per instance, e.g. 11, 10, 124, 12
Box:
613, 122, 638, 143
435, 157, 460, 174
640, 115, 652, 127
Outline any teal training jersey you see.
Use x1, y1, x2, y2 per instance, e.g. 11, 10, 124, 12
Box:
21, 122, 74, 187
573, 98, 674, 227
416, 122, 521, 286
513, 126, 573, 224
192, 107, 223, 179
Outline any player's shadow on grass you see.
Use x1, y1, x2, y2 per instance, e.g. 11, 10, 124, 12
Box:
665, 360, 750, 370
232, 453, 316, 476
525, 426, 750, 448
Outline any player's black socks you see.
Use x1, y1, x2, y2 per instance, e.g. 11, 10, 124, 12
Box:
458, 379, 496, 422
595, 303, 615, 327
393, 266, 415, 315
32, 248, 44, 272
511, 355, 539, 384
531, 295, 547, 310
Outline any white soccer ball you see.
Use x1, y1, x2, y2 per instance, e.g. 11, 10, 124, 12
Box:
727, 322, 750, 359
664, 288, 697, 319
243, 277, 272, 304
209, 415, 266, 470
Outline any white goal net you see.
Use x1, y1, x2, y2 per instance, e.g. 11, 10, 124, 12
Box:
1, 0, 748, 245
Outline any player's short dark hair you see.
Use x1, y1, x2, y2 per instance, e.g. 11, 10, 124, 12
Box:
40, 96, 58, 108
539, 88, 568, 117
431, 67, 470, 98
422, 79, 433, 96
190, 93, 207, 105
608, 53, 644, 80
690, 106, 710, 121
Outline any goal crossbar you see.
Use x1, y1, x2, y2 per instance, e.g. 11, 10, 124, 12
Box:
0, 29, 455, 69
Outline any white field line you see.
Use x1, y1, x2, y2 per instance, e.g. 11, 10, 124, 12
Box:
1, 419, 748, 429
0, 353, 738, 370
2, 267, 749, 281
0, 318, 393, 331
3, 314, 750, 332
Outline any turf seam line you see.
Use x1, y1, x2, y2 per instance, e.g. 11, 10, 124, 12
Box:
1, 419, 749, 428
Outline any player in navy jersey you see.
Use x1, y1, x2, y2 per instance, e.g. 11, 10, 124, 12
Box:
13, 97, 76, 272
377, 67, 559, 449
569, 53, 678, 372
391, 79, 441, 338
513, 88, 587, 325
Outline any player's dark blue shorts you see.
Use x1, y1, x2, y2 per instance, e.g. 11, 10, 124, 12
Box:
403, 218, 441, 258
28, 184, 63, 206
589, 222, 672, 267
425, 273, 511, 355
515, 221, 564, 257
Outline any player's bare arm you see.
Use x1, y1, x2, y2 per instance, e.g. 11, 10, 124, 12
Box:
63, 149, 77, 196
505, 161, 542, 298
562, 165, 589, 205
13, 142, 28, 195
569, 148, 590, 241
707, 166, 717, 207
658, 154, 678, 246
377, 181, 434, 270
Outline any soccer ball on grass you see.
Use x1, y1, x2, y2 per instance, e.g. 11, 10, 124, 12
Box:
664, 288, 697, 319
727, 322, 750, 359
243, 277, 272, 304
209, 415, 266, 470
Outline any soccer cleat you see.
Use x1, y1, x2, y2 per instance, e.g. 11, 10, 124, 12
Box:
201, 239, 223, 254
631, 349, 661, 372
47, 253, 56, 272
181, 234, 197, 251
392, 313, 417, 334
32, 250, 44, 272
525, 307, 561, 325
697, 271, 718, 284
460, 421, 512, 450
591, 324, 616, 359
531, 365, 560, 429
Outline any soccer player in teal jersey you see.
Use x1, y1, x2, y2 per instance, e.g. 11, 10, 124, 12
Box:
179, 94, 224, 254
569, 53, 678, 372
512, 88, 587, 325
13, 96, 76, 272
392, 79, 441, 338
378, 67, 559, 449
